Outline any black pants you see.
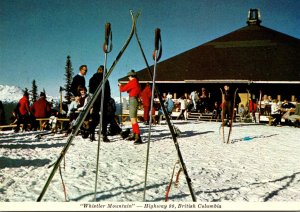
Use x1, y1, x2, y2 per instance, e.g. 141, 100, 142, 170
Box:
16, 114, 29, 131
271, 114, 281, 125
90, 109, 108, 136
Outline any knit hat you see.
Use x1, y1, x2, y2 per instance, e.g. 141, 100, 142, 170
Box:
127, 70, 137, 77
40, 92, 46, 97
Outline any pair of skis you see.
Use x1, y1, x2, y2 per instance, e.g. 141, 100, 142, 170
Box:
220, 88, 238, 144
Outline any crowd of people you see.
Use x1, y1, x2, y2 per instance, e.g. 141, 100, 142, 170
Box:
2, 65, 299, 141
137, 84, 299, 128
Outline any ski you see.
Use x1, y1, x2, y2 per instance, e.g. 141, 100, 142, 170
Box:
37, 10, 137, 202
35, 131, 55, 139
257, 90, 262, 123
134, 15, 196, 202
226, 88, 239, 144
220, 88, 225, 143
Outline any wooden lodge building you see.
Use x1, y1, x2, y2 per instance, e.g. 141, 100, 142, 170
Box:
119, 9, 300, 107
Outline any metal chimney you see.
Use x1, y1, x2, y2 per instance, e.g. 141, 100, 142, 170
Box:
247, 9, 262, 26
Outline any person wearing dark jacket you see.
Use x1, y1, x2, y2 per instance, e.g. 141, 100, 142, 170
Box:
88, 65, 111, 142
71, 65, 88, 96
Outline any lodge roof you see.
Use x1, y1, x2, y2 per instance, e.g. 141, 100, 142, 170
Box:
119, 11, 300, 84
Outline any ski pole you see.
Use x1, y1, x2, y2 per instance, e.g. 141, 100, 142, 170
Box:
94, 22, 112, 201
143, 28, 162, 202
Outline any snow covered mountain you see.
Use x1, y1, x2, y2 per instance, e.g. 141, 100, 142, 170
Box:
0, 85, 59, 103
0, 85, 24, 103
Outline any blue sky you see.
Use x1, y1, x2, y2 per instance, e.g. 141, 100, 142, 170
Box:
1, 0, 299, 99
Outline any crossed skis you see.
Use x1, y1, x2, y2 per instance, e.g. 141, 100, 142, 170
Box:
37, 10, 196, 202
220, 87, 239, 144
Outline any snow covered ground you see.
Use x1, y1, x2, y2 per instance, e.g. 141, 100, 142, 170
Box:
0, 120, 300, 210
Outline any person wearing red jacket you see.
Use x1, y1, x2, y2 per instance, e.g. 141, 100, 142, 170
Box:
31, 92, 51, 118
140, 82, 152, 125
15, 91, 31, 132
30, 92, 51, 130
118, 70, 142, 144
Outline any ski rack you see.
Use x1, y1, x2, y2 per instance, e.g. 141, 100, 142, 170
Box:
37, 10, 137, 202
134, 12, 197, 202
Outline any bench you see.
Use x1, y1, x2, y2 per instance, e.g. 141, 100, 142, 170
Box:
36, 118, 70, 131
0, 124, 17, 131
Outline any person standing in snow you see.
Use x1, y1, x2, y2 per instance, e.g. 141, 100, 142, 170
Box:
118, 70, 142, 144
70, 65, 88, 97
176, 95, 188, 120
140, 82, 152, 125
15, 90, 30, 132
88, 65, 111, 142
190, 90, 199, 112
271, 99, 282, 126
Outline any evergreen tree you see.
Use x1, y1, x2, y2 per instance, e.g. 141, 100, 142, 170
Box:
64, 55, 73, 103
31, 80, 38, 102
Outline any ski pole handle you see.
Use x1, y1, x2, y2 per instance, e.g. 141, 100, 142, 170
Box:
152, 28, 162, 61
103, 22, 112, 53
154, 28, 160, 51
105, 23, 111, 44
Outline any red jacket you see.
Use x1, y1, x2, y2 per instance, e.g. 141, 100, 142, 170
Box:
249, 100, 257, 112
18, 96, 30, 116
140, 85, 152, 106
119, 78, 141, 97
31, 97, 51, 118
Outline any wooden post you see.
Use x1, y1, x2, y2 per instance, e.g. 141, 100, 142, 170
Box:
291, 95, 295, 102
59, 89, 63, 114
174, 93, 177, 99
277, 95, 281, 102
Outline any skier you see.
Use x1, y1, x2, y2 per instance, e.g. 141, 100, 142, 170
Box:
70, 65, 88, 97
118, 70, 142, 144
